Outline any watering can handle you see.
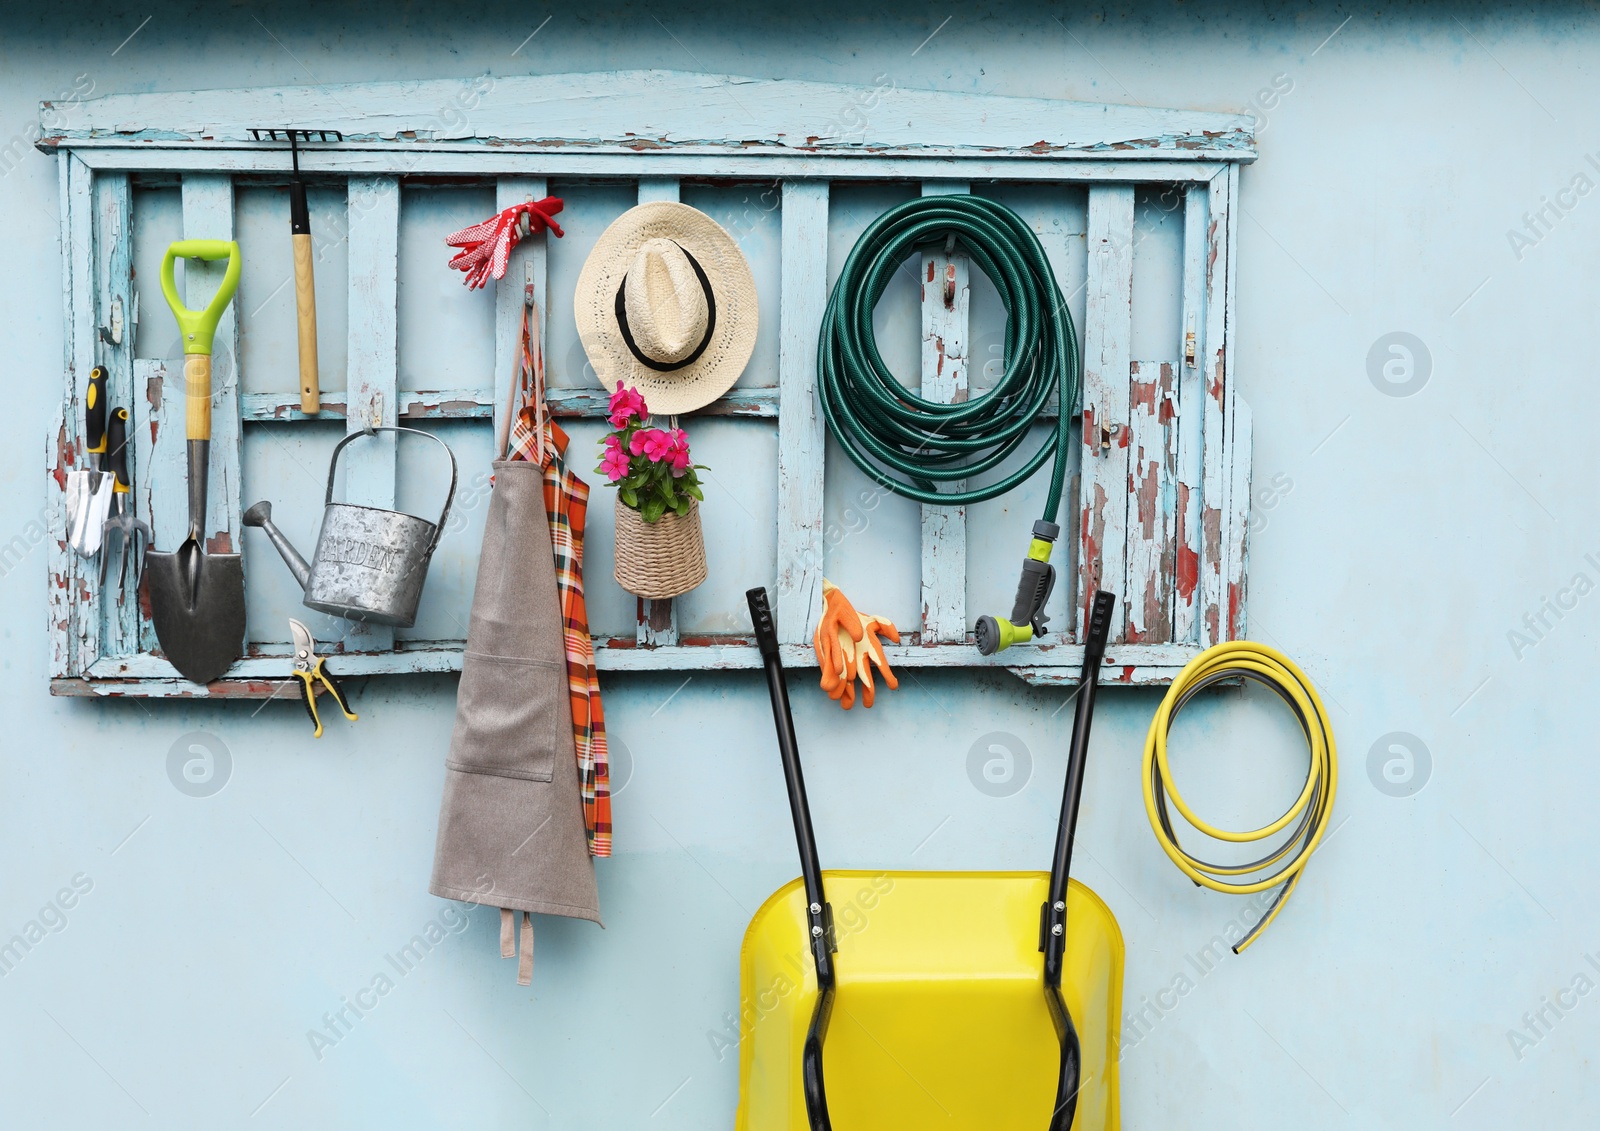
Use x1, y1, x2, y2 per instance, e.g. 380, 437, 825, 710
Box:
325, 427, 459, 550
159, 240, 242, 357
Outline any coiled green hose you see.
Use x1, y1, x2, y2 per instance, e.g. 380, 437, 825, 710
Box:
817, 194, 1079, 514
817, 195, 1081, 651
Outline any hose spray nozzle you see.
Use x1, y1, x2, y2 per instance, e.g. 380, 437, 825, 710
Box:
975, 520, 1059, 655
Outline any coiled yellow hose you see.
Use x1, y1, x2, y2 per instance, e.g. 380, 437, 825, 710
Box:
1142, 641, 1338, 953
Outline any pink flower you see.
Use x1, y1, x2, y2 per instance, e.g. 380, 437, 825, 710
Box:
630, 427, 675, 463
666, 428, 692, 475
599, 440, 631, 482
608, 384, 647, 427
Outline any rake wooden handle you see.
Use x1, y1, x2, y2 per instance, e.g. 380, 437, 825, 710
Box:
293, 232, 320, 414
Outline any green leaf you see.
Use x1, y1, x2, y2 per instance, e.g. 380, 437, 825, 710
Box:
685, 484, 704, 502
641, 498, 666, 524
672, 497, 691, 517
619, 487, 638, 507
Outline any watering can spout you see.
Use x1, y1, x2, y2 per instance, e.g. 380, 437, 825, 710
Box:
243, 500, 313, 590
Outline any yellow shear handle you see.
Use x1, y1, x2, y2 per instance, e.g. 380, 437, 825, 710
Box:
295, 660, 358, 739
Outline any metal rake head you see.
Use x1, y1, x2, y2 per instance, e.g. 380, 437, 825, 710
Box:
248, 128, 344, 143
249, 129, 345, 173
100, 513, 152, 590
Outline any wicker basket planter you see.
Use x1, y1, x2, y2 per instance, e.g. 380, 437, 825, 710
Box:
613, 497, 708, 599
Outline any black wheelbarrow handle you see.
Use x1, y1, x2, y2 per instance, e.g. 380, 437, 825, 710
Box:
745, 585, 1116, 1131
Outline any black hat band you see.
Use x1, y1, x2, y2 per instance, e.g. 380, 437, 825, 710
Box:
613, 242, 717, 373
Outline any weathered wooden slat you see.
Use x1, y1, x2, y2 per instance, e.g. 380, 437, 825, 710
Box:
1124, 361, 1179, 643
1220, 163, 1251, 642
71, 156, 100, 672
636, 177, 680, 205
1224, 400, 1253, 642
634, 177, 681, 647
1172, 186, 1208, 645
74, 151, 1234, 186
636, 599, 677, 648
94, 172, 139, 658
48, 155, 97, 676
43, 155, 69, 677
42, 71, 1258, 162
1199, 167, 1234, 646
62, 636, 1202, 693
240, 385, 783, 423
1077, 186, 1135, 643
918, 180, 970, 645
492, 177, 548, 453
343, 176, 401, 652
775, 180, 830, 645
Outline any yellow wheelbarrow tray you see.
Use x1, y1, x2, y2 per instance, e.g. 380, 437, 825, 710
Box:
739, 589, 1125, 1131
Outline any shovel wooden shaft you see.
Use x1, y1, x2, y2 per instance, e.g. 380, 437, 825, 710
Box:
293, 232, 321, 413
184, 353, 211, 441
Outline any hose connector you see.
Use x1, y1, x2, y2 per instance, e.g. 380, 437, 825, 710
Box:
975, 520, 1059, 655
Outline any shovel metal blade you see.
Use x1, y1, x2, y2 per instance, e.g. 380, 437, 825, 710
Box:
145, 538, 245, 684
66, 471, 115, 557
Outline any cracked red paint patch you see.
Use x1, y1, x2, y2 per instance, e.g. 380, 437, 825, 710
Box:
1158, 365, 1177, 424
1129, 372, 1157, 410
1175, 545, 1199, 601
53, 421, 71, 490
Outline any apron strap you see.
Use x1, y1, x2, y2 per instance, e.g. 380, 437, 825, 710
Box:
500, 907, 535, 985
518, 911, 534, 987
497, 294, 548, 462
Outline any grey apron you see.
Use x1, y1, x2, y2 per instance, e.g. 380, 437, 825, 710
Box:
430, 459, 601, 984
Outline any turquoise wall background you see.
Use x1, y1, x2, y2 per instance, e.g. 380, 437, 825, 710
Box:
2, 3, 1593, 1127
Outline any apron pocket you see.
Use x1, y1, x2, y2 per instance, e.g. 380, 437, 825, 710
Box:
445, 652, 566, 782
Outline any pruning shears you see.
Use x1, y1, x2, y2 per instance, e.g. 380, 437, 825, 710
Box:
289, 618, 358, 738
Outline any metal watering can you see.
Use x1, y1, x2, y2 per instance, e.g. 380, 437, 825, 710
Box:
244, 426, 458, 627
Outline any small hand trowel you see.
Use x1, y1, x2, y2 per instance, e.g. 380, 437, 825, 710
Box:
65, 365, 116, 557
145, 240, 245, 684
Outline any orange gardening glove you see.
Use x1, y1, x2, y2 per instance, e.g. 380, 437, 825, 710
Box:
813, 579, 899, 710
851, 614, 900, 708
814, 579, 864, 702
831, 623, 861, 709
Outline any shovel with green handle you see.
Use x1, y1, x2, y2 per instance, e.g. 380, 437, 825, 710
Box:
145, 239, 245, 684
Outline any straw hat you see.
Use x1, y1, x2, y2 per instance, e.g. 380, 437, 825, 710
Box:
575, 201, 759, 416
